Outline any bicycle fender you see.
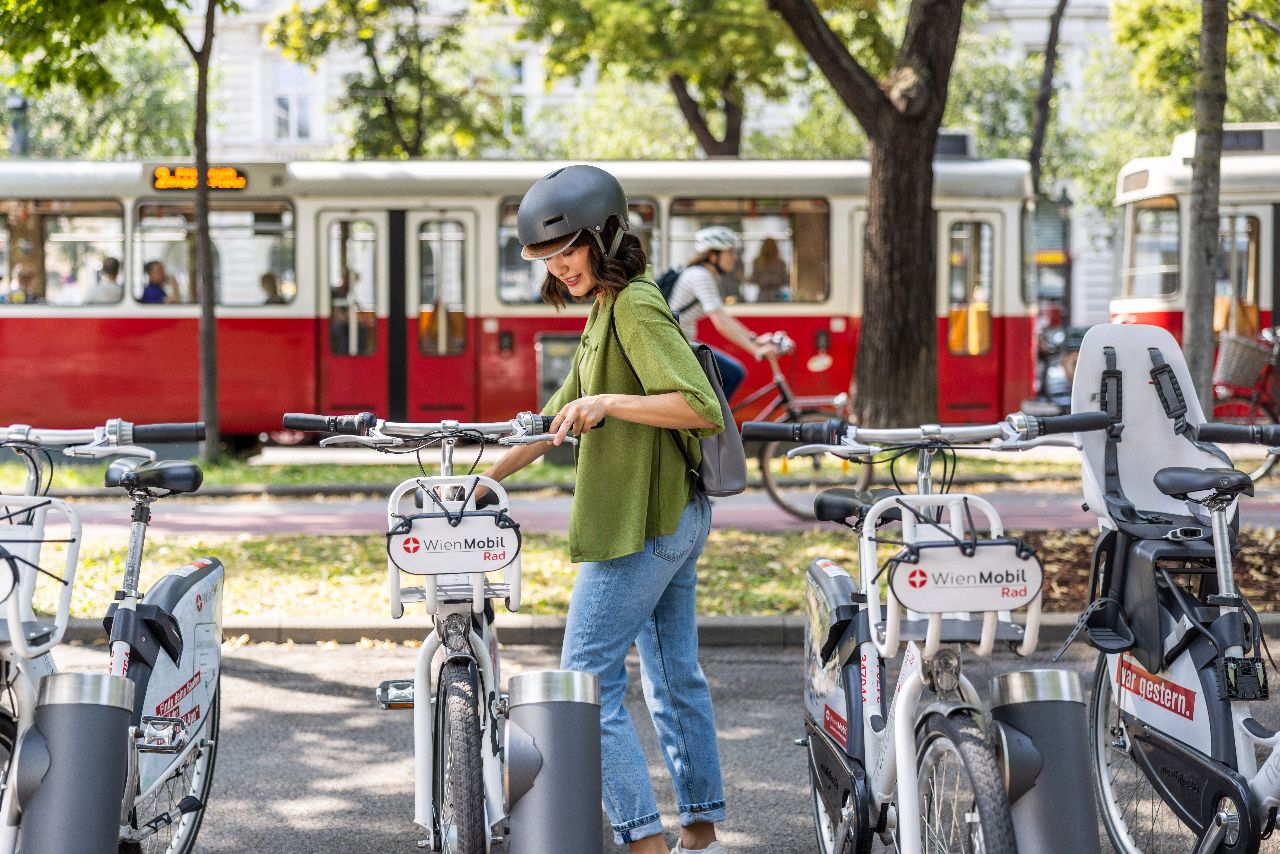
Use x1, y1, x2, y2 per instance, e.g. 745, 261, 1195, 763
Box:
914, 701, 983, 730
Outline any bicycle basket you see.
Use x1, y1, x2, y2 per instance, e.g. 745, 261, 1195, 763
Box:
1213, 333, 1269, 388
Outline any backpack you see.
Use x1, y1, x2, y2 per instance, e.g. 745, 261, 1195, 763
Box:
609, 300, 747, 497
656, 266, 700, 318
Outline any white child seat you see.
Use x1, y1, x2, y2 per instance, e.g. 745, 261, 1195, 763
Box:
1071, 323, 1234, 531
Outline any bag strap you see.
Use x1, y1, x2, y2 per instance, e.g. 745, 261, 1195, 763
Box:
608, 306, 701, 483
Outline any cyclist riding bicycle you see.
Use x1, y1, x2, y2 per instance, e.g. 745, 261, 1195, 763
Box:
668, 225, 779, 398
483, 164, 730, 854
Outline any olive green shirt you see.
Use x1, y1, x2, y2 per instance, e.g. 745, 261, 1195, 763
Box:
542, 269, 725, 563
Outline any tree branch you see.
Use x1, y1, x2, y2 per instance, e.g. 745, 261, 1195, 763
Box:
668, 74, 724, 156
768, 0, 892, 135
1242, 9, 1280, 37
351, 4, 413, 156
1030, 0, 1069, 194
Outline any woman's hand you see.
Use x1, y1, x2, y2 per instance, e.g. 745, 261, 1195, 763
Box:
551, 395, 610, 445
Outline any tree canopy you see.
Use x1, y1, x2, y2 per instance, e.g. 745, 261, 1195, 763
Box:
268, 1, 519, 159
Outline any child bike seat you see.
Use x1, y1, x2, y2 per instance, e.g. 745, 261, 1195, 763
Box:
815, 488, 901, 525
104, 458, 204, 495
1153, 466, 1254, 501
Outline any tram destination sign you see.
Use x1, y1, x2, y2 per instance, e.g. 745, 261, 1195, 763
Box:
152, 165, 249, 191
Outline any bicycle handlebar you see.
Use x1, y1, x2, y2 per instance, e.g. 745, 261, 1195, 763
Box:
1034, 411, 1112, 436
282, 412, 377, 436
741, 409, 1112, 449
741, 419, 842, 444
1196, 422, 1280, 446
284, 411, 595, 442
132, 422, 206, 443
4, 420, 206, 447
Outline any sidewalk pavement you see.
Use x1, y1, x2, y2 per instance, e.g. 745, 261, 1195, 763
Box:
60, 612, 1280, 648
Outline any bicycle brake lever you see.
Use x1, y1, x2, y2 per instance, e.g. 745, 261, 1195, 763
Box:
500, 433, 577, 446
63, 443, 158, 461
319, 435, 402, 448
785, 442, 876, 459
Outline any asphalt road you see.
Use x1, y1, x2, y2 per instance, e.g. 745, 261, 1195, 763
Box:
52, 642, 1135, 854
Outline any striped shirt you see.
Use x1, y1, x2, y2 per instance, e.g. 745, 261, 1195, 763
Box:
668, 264, 723, 340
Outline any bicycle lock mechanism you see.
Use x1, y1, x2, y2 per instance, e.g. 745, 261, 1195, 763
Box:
989, 669, 1102, 854
503, 670, 602, 854
14, 673, 135, 854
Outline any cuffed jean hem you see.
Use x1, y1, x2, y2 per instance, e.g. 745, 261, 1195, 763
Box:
613, 812, 665, 845
679, 800, 727, 827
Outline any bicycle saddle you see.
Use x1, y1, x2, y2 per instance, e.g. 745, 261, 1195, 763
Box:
1153, 466, 1253, 500
815, 488, 902, 525
105, 458, 204, 495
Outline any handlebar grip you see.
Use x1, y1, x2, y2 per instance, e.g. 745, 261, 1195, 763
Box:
741, 419, 844, 444
1196, 422, 1280, 445
282, 412, 377, 436
529, 415, 606, 433
132, 422, 207, 443
1035, 411, 1113, 436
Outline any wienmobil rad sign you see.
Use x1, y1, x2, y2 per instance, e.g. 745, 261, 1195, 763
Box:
389, 513, 518, 575
889, 542, 1042, 613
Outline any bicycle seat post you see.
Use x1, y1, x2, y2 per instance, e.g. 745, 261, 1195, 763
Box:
121, 492, 154, 599
1209, 498, 1241, 615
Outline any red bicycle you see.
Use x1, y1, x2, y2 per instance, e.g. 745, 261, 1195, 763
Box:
1212, 328, 1280, 425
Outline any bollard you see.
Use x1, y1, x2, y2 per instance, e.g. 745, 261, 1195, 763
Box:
16, 673, 134, 854
505, 670, 601, 854
989, 669, 1102, 854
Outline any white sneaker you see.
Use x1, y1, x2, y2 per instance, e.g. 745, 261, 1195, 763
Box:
670, 843, 724, 854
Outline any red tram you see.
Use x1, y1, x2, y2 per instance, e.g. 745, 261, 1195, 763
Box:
0, 157, 1035, 441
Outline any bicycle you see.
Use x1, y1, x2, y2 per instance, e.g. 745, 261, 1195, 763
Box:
743, 408, 1111, 854
735, 331, 860, 518
1213, 328, 1280, 430
0, 419, 221, 854
281, 411, 601, 854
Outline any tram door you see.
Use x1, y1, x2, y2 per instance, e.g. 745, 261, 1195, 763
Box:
318, 211, 389, 415
404, 210, 477, 421
936, 211, 1003, 423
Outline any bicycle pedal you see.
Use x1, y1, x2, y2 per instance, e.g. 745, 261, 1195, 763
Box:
135, 716, 189, 754
1219, 657, 1269, 701
376, 679, 415, 710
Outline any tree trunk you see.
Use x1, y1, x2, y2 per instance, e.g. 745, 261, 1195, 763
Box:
667, 75, 741, 157
856, 128, 939, 426
1185, 0, 1229, 414
194, 6, 220, 463
1029, 0, 1069, 195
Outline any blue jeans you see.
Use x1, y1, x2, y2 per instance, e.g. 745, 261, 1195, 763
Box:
561, 494, 726, 844
708, 346, 746, 399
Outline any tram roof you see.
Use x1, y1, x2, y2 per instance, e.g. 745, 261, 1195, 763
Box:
0, 158, 1032, 201
1115, 153, 1280, 205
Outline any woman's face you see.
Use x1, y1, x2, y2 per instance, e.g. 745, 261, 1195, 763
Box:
545, 244, 597, 299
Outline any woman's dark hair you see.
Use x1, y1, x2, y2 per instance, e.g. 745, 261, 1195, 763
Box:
538, 217, 647, 309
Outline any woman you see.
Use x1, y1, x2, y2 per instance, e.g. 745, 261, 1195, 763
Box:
667, 226, 777, 399
484, 165, 729, 854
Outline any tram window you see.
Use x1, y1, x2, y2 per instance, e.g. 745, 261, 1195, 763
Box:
1120, 197, 1179, 298
1214, 215, 1261, 336
946, 221, 994, 357
669, 198, 829, 304
497, 199, 657, 304
133, 201, 296, 306
0, 199, 124, 306
418, 221, 466, 355
327, 219, 378, 357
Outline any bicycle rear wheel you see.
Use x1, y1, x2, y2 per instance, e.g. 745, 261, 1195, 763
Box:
760, 410, 872, 519
122, 681, 219, 854
1089, 654, 1197, 854
434, 661, 486, 854
914, 709, 1017, 854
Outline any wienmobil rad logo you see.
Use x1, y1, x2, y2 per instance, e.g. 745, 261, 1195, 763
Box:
907, 568, 928, 589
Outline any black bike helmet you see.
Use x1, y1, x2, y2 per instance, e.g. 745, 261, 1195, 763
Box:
517, 165, 630, 261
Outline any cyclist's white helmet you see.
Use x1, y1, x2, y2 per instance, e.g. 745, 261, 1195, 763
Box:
694, 226, 742, 254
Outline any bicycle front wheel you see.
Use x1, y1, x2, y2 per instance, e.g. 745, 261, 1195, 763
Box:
1090, 654, 1197, 854
122, 681, 219, 854
435, 661, 486, 854
760, 410, 871, 519
914, 709, 1017, 854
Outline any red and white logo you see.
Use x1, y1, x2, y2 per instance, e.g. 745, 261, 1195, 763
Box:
908, 569, 928, 589
402, 537, 421, 554
1117, 656, 1196, 721
823, 705, 848, 748
195, 594, 204, 612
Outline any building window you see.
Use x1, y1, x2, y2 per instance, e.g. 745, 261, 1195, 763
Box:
497, 199, 656, 304
0, 199, 124, 305
669, 198, 829, 304
133, 201, 296, 306
273, 60, 313, 143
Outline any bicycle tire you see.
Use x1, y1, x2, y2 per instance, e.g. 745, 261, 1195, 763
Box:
1212, 394, 1278, 426
434, 661, 486, 854
121, 680, 220, 854
760, 410, 872, 519
1089, 654, 1198, 854
913, 709, 1017, 854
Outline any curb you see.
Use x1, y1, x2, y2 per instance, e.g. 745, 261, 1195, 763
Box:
65, 612, 1280, 648
47, 472, 1076, 500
